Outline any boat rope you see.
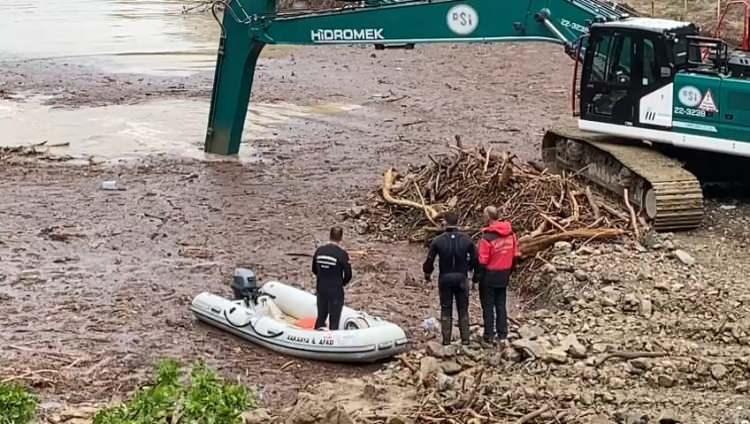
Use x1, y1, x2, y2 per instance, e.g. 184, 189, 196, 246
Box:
224, 307, 285, 339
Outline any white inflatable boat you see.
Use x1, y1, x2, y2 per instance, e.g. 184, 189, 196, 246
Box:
190, 268, 409, 363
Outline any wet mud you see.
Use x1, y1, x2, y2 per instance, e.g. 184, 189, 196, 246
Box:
1, 3, 579, 410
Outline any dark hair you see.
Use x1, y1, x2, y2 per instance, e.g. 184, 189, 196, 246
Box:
330, 226, 344, 242
443, 211, 459, 226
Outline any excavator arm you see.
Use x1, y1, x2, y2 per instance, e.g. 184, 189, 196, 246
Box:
204, 0, 633, 155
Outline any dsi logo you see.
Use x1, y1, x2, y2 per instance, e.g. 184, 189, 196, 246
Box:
678, 85, 702, 107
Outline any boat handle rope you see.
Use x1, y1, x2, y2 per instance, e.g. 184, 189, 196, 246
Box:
224, 306, 285, 339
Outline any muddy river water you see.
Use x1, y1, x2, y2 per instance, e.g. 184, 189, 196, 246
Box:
0, 0, 219, 76
0, 0, 360, 161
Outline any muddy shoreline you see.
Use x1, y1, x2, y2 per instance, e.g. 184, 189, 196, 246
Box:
3, 11, 750, 421
0, 39, 575, 411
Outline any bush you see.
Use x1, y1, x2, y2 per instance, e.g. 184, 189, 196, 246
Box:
0, 382, 38, 424
93, 359, 256, 424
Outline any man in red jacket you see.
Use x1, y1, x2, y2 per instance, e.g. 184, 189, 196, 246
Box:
473, 206, 520, 346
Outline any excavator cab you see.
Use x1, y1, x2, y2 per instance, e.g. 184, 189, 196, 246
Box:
578, 19, 699, 129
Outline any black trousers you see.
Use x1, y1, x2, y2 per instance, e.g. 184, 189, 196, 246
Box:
438, 276, 470, 344
479, 284, 508, 340
315, 292, 344, 330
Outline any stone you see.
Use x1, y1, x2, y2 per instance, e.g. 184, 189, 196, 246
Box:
602, 273, 622, 283
584, 414, 610, 424
711, 364, 728, 379
600, 296, 618, 307
630, 358, 653, 370
426, 341, 448, 358
673, 249, 695, 266
609, 376, 626, 389
518, 324, 545, 340
544, 347, 568, 364
663, 240, 675, 250
658, 374, 676, 388
511, 339, 546, 359
419, 357, 441, 386
561, 334, 587, 358
654, 280, 671, 291
553, 241, 573, 255
735, 382, 749, 393
640, 298, 654, 318
437, 372, 454, 391
657, 409, 682, 423
574, 269, 588, 281
541, 263, 557, 274
324, 405, 355, 424
580, 392, 595, 405
440, 360, 463, 375
243, 409, 273, 423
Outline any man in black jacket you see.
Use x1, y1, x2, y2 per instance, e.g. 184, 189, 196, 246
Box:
422, 212, 478, 345
312, 226, 352, 330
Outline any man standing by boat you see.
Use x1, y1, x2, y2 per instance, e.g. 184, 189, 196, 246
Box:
422, 211, 478, 346
312, 226, 352, 331
473, 206, 520, 347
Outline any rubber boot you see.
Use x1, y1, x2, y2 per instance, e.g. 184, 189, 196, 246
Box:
458, 313, 470, 345
440, 314, 452, 345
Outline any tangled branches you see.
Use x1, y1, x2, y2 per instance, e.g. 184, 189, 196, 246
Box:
363, 145, 631, 296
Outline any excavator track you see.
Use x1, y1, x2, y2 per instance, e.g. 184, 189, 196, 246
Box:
542, 126, 704, 232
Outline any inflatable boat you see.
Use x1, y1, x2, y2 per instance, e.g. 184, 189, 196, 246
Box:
190, 268, 409, 363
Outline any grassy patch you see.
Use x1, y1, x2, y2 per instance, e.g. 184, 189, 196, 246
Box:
93, 359, 257, 424
0, 382, 38, 424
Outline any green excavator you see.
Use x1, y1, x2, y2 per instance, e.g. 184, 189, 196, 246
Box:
203, 0, 750, 232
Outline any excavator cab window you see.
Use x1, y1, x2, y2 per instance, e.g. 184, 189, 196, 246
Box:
580, 30, 635, 123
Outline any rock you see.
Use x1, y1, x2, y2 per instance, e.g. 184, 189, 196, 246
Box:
580, 392, 595, 405
436, 372, 454, 391
518, 324, 545, 340
541, 263, 557, 274
602, 273, 622, 283
426, 341, 448, 358
658, 374, 676, 388
553, 241, 573, 255
663, 240, 675, 250
608, 376, 626, 389
574, 269, 588, 281
654, 280, 671, 291
630, 358, 653, 370
324, 405, 355, 424
735, 382, 749, 393
657, 409, 681, 423
639, 298, 653, 318
561, 334, 587, 358
354, 219, 370, 235
419, 357, 441, 386
346, 205, 367, 218
59, 406, 99, 421
243, 408, 272, 423
440, 360, 463, 375
502, 347, 522, 362
584, 414, 611, 424
618, 412, 649, 424
511, 339, 546, 359
711, 364, 728, 379
673, 249, 695, 266
622, 293, 639, 312
544, 347, 568, 364
600, 296, 618, 307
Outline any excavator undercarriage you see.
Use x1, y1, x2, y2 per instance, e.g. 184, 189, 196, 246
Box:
542, 128, 704, 232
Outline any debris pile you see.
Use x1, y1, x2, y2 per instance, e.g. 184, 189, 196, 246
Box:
359, 143, 632, 293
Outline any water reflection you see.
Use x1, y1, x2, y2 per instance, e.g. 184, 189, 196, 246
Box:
0, 0, 220, 76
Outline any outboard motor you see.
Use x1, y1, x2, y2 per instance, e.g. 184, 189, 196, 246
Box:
231, 268, 258, 305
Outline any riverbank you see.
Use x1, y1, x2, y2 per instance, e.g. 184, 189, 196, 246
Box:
3, 1, 750, 422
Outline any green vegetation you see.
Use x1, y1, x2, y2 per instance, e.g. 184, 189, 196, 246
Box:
93, 359, 257, 424
0, 382, 38, 424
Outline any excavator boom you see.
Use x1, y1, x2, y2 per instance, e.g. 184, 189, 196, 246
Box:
204, 0, 632, 155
